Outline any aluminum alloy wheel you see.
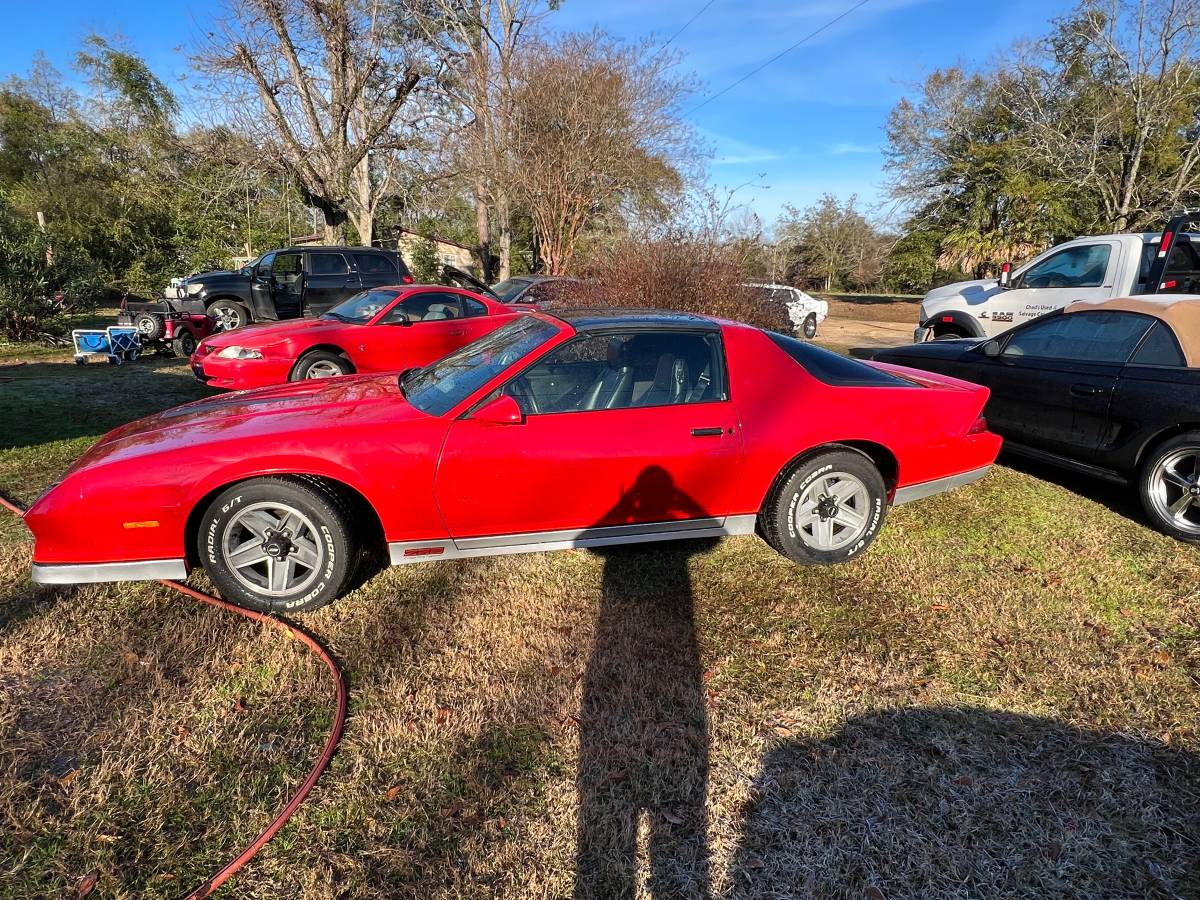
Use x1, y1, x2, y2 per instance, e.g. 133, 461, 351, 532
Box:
304, 359, 345, 379
221, 501, 325, 597
1148, 447, 1200, 536
794, 470, 872, 551
212, 306, 243, 332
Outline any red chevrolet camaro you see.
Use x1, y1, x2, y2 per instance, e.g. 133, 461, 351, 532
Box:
27, 310, 1001, 612
191, 285, 520, 390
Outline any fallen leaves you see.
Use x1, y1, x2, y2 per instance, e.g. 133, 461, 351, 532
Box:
75, 871, 98, 898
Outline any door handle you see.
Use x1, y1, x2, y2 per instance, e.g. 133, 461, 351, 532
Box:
1070, 383, 1108, 397
449, 328, 465, 336
691, 427, 724, 437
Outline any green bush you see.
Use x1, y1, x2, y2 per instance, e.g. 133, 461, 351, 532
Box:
0, 203, 103, 341
410, 237, 441, 285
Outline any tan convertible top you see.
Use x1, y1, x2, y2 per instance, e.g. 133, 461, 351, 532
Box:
1064, 296, 1200, 367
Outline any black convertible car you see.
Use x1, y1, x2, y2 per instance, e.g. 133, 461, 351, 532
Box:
858, 297, 1200, 542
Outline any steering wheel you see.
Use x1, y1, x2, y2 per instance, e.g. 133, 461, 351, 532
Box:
506, 377, 540, 415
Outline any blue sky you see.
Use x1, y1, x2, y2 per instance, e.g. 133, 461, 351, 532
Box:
0, 0, 1076, 226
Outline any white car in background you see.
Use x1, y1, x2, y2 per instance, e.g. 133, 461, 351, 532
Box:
745, 283, 829, 338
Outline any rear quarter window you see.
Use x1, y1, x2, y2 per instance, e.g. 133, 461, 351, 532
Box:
767, 332, 911, 386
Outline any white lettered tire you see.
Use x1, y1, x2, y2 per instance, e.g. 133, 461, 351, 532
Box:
198, 477, 358, 612
761, 449, 887, 565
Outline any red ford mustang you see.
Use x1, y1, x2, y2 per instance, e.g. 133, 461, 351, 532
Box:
191, 285, 520, 390
27, 310, 1001, 612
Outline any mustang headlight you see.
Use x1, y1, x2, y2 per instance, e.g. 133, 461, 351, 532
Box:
186, 283, 205, 296
216, 346, 263, 360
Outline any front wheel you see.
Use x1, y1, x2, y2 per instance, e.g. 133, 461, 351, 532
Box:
291, 350, 352, 381
172, 331, 197, 358
802, 313, 818, 339
198, 478, 360, 612
209, 300, 250, 332
1138, 434, 1200, 543
760, 449, 887, 565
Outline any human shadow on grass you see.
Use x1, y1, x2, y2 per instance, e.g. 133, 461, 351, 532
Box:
575, 466, 718, 900
729, 706, 1200, 899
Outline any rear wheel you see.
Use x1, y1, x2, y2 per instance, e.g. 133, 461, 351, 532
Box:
1138, 433, 1200, 543
209, 299, 250, 332
291, 350, 352, 381
760, 449, 887, 565
802, 313, 818, 339
198, 478, 359, 612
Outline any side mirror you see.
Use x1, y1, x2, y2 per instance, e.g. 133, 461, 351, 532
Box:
998, 262, 1011, 289
981, 339, 1002, 358
471, 393, 524, 425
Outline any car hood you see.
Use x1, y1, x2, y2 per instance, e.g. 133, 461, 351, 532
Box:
186, 270, 249, 287
71, 374, 420, 471
203, 316, 351, 349
921, 277, 1003, 311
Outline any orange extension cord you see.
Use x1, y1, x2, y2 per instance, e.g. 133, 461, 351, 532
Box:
0, 492, 348, 899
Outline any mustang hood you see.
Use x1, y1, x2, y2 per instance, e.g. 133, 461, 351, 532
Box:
71, 374, 421, 471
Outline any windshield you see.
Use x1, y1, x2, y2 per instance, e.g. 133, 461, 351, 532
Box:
323, 289, 400, 324
489, 278, 533, 302
404, 316, 559, 415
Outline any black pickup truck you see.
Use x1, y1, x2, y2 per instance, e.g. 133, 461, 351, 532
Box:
168, 245, 412, 330
859, 296, 1200, 543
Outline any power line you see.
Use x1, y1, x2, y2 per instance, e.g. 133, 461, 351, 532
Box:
687, 0, 873, 114
658, 0, 719, 52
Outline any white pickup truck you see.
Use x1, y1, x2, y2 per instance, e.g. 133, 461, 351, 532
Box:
914, 213, 1200, 341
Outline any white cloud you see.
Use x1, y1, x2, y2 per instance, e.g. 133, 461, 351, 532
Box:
828, 142, 876, 155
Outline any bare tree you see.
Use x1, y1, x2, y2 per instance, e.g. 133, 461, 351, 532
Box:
502, 32, 696, 275
1007, 0, 1200, 231
415, 0, 552, 280
201, 0, 425, 244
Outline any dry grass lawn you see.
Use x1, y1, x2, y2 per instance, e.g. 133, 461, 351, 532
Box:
0, 334, 1198, 898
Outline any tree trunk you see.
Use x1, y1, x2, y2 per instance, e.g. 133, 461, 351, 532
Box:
475, 180, 493, 280
351, 152, 373, 246
495, 191, 512, 280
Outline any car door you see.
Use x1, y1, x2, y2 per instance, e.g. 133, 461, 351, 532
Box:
270, 251, 305, 320
434, 329, 744, 539
374, 290, 475, 369
304, 251, 359, 316
969, 311, 1154, 462
986, 241, 1122, 336
248, 251, 277, 320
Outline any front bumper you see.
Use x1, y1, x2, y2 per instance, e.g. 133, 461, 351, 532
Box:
32, 558, 189, 584
190, 354, 293, 390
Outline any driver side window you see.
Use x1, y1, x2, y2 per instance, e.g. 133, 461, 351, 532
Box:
1002, 311, 1153, 362
1015, 244, 1111, 289
254, 251, 276, 278
504, 331, 723, 415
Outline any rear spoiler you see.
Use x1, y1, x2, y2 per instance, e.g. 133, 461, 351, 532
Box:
1145, 209, 1200, 293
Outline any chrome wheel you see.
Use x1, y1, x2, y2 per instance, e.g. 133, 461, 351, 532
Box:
1148, 448, 1200, 536
794, 471, 871, 550
221, 501, 325, 597
211, 305, 244, 332
304, 359, 345, 379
